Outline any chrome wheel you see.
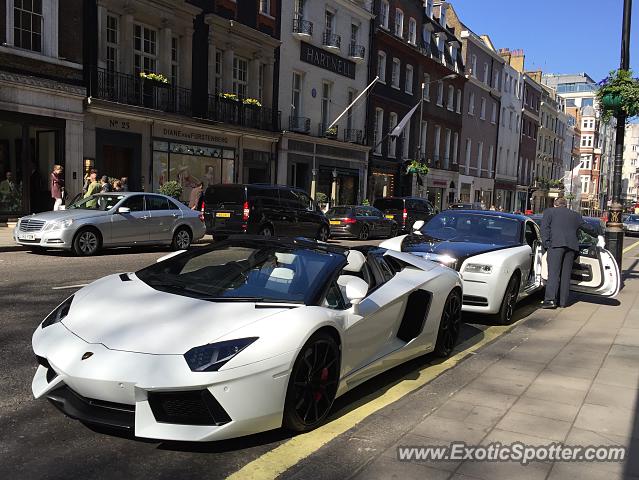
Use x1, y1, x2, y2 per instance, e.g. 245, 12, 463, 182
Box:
259, 226, 273, 238
74, 230, 99, 256
434, 290, 462, 357
175, 229, 191, 250
317, 226, 329, 242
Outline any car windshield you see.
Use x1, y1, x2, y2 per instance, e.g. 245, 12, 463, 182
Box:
136, 243, 346, 305
327, 207, 353, 216
69, 194, 125, 211
627, 215, 639, 223
421, 212, 521, 245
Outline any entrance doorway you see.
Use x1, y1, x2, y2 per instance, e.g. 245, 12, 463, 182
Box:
96, 129, 142, 191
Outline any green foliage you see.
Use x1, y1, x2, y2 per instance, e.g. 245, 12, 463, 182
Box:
159, 181, 183, 200
139, 72, 169, 84
362, 198, 370, 206
242, 98, 262, 107
219, 92, 239, 101
315, 192, 328, 204
596, 69, 639, 122
407, 160, 429, 175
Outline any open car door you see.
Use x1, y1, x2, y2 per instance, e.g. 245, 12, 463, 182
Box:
570, 240, 621, 298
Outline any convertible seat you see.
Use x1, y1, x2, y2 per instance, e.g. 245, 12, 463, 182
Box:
343, 250, 366, 273
265, 267, 295, 293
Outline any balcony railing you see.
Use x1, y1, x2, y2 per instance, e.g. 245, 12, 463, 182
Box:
207, 96, 280, 131
348, 44, 365, 59
292, 17, 313, 36
95, 67, 191, 115
290, 116, 311, 134
318, 123, 339, 138
343, 129, 363, 144
322, 31, 341, 49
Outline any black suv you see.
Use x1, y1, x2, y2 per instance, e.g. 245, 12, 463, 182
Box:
373, 197, 436, 233
203, 184, 330, 240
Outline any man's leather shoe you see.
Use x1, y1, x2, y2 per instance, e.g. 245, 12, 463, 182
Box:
541, 301, 557, 309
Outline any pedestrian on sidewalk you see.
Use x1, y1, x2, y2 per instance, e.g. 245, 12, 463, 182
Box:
84, 170, 100, 198
112, 179, 123, 192
189, 181, 204, 210
100, 176, 112, 193
50, 165, 64, 211
540, 197, 596, 309
120, 177, 129, 192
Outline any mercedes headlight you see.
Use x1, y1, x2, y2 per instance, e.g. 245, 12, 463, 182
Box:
464, 263, 493, 274
44, 219, 74, 231
184, 337, 258, 372
42, 295, 74, 328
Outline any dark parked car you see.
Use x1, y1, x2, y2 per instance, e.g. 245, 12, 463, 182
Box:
326, 205, 398, 240
448, 202, 485, 210
203, 184, 329, 241
373, 197, 436, 233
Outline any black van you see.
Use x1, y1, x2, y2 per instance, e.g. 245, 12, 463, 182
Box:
373, 197, 436, 233
203, 184, 330, 240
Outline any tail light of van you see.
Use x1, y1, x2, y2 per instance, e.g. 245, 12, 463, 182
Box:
243, 201, 250, 221
199, 201, 205, 222
402, 208, 408, 226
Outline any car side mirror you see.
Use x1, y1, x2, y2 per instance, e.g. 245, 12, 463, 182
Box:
597, 235, 606, 248
118, 207, 131, 214
344, 277, 369, 315
412, 220, 425, 231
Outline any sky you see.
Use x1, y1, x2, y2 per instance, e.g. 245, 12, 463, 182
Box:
452, 0, 639, 83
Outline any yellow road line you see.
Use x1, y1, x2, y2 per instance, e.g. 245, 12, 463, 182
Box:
227, 324, 513, 480
623, 240, 639, 254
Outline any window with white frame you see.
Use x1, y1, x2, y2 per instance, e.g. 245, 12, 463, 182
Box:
215, 49, 223, 93
477, 141, 484, 171
450, 44, 458, 71
351, 23, 359, 47
480, 98, 486, 120
468, 92, 475, 115
422, 25, 431, 49
456, 89, 462, 113
346, 89, 355, 132
233, 56, 249, 98
452, 132, 459, 164
471, 54, 477, 77
388, 112, 398, 157
13, 0, 43, 52
516, 114, 520, 132
501, 107, 506, 126
509, 111, 514, 130
491, 102, 497, 123
377, 51, 386, 83
426, 0, 434, 18
106, 14, 119, 73
291, 71, 302, 117
581, 135, 593, 147
391, 58, 400, 88
260, 0, 270, 15
444, 128, 452, 167
321, 81, 331, 129
325, 9, 335, 35
579, 154, 592, 169
494, 71, 500, 91
408, 17, 416, 44
394, 8, 404, 38
580, 175, 590, 193
374, 108, 384, 154
402, 119, 410, 159
405, 65, 413, 93
423, 74, 430, 101
420, 121, 427, 158
436, 81, 444, 106
465, 137, 472, 168
171, 36, 179, 86
447, 85, 454, 111
488, 145, 494, 176
380, 0, 389, 29
483, 63, 489, 84
433, 125, 441, 161
134, 24, 157, 74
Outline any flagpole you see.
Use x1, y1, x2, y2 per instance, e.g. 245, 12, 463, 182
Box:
327, 76, 379, 131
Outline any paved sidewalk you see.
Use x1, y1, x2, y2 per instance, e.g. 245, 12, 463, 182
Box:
0, 226, 23, 252
350, 256, 639, 480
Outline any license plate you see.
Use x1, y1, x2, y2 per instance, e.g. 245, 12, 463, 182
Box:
385, 215, 394, 219
329, 220, 341, 225
216, 212, 231, 218
18, 233, 35, 241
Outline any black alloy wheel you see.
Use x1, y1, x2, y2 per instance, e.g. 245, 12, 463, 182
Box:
496, 273, 520, 325
434, 290, 462, 357
358, 225, 370, 240
259, 225, 274, 238
317, 225, 329, 242
283, 332, 340, 432
389, 224, 398, 238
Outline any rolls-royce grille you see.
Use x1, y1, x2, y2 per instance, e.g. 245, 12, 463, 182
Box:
19, 219, 46, 232
148, 390, 231, 426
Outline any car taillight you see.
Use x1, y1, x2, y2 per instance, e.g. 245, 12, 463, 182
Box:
243, 201, 250, 221
402, 208, 407, 225
343, 217, 357, 224
199, 201, 205, 222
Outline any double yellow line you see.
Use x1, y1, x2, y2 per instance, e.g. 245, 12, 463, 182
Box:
227, 324, 513, 480
623, 240, 639, 254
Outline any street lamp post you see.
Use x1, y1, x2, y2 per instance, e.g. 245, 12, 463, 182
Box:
605, 0, 632, 267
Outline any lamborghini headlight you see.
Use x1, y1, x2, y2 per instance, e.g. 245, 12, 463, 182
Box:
44, 218, 74, 231
464, 263, 493, 274
184, 337, 258, 372
42, 295, 74, 328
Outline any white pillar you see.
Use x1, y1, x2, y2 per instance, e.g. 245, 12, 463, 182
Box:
262, 59, 274, 108
159, 24, 172, 78
121, 13, 134, 74
207, 37, 216, 95
222, 44, 234, 93
97, 4, 107, 67
248, 56, 261, 100
181, 27, 193, 89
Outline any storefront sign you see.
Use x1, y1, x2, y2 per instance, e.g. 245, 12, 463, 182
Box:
300, 42, 356, 79
430, 180, 448, 187
152, 125, 236, 146
494, 181, 516, 190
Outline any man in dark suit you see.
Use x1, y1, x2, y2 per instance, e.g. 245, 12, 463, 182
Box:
540, 197, 596, 309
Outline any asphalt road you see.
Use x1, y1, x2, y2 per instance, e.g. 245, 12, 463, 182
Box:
1, 235, 638, 479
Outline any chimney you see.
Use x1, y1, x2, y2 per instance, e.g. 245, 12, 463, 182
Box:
528, 69, 542, 83
499, 48, 512, 65
510, 49, 525, 73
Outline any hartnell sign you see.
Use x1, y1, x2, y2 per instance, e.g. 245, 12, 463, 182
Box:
300, 42, 356, 79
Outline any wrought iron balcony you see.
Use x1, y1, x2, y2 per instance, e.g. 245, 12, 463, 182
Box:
206, 95, 281, 132
348, 44, 365, 60
318, 123, 339, 138
343, 129, 363, 144
292, 18, 313, 36
94, 67, 191, 115
289, 116, 311, 134
322, 31, 341, 49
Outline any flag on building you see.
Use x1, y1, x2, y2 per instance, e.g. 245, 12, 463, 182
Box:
389, 100, 421, 137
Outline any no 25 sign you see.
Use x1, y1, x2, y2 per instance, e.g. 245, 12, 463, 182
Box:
109, 119, 131, 130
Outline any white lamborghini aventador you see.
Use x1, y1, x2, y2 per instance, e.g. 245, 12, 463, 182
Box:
32, 237, 462, 442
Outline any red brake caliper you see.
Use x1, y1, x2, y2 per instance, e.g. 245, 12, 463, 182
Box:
314, 367, 329, 402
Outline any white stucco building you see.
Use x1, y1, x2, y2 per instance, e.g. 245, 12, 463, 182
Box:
277, 0, 373, 205
623, 123, 639, 205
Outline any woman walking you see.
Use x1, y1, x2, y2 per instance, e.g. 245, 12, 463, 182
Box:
51, 165, 64, 211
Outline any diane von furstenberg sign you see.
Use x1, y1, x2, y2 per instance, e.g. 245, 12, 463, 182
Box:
300, 42, 356, 79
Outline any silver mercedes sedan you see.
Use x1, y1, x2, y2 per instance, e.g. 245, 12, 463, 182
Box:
14, 192, 206, 256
